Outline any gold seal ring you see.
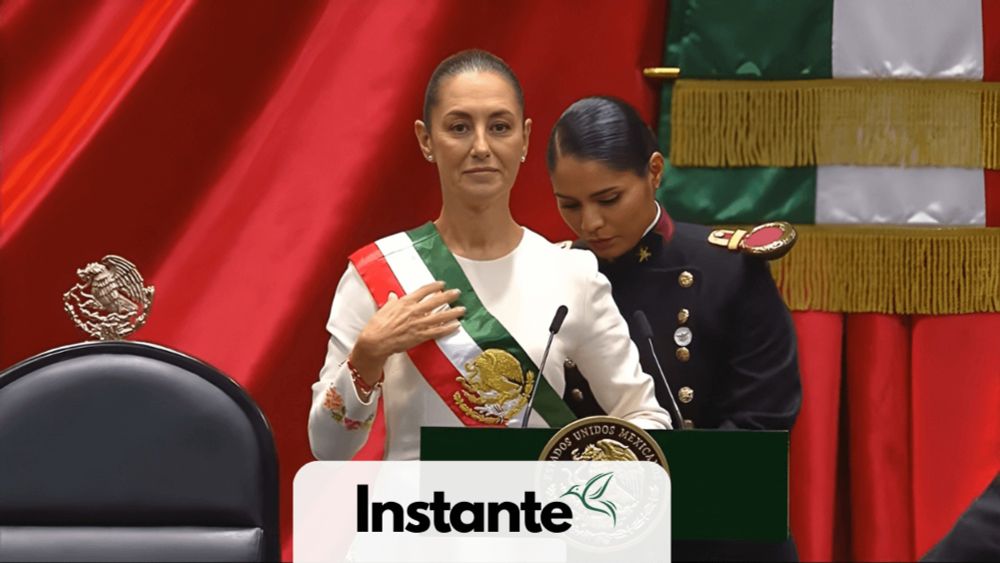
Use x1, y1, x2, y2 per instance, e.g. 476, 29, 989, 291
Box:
539, 416, 669, 472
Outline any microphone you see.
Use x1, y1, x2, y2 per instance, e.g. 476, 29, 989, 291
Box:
632, 310, 685, 430
520, 305, 568, 428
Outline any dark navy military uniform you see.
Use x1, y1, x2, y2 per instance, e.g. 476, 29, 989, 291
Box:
563, 213, 802, 561
922, 471, 1000, 562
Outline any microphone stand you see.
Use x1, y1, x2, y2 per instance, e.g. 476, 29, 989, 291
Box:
633, 310, 685, 430
520, 305, 568, 428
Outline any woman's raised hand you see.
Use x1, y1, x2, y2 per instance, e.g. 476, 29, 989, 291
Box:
350, 281, 464, 384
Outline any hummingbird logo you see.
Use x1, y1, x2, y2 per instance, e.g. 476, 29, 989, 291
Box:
560, 471, 618, 526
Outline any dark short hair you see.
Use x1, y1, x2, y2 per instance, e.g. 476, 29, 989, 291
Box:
423, 49, 525, 126
547, 96, 659, 177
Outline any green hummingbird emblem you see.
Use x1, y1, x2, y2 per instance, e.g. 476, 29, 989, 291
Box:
560, 471, 618, 526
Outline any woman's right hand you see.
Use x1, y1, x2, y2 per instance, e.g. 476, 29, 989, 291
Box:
350, 281, 464, 384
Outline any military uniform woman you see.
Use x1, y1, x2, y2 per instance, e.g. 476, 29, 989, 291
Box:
548, 96, 802, 561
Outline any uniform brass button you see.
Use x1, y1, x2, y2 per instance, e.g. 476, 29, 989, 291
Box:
676, 347, 690, 362
564, 358, 576, 370
678, 271, 694, 288
678, 386, 694, 404
683, 419, 695, 429
677, 308, 690, 324
570, 388, 584, 402
673, 327, 692, 347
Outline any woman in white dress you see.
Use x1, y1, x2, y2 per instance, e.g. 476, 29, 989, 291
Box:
308, 50, 671, 461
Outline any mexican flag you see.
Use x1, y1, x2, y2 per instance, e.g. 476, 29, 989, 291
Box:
657, 0, 1000, 314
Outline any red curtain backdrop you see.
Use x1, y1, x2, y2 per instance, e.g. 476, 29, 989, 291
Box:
3, 2, 998, 561
790, 313, 1000, 561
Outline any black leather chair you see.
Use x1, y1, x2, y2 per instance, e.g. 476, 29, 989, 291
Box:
0, 341, 279, 562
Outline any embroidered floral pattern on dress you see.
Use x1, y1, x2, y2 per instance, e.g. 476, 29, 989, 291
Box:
323, 385, 375, 430
323, 385, 345, 413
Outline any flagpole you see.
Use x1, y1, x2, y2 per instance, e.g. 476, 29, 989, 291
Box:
642, 67, 681, 80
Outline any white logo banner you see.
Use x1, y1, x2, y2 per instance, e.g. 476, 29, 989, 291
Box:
294, 461, 671, 562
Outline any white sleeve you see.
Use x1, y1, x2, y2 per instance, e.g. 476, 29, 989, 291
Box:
308, 263, 382, 460
568, 263, 674, 430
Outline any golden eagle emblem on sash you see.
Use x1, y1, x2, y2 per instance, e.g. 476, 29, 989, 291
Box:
453, 349, 534, 425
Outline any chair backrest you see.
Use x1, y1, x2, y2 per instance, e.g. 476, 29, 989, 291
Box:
0, 341, 279, 562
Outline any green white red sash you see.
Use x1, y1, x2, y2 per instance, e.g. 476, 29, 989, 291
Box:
349, 222, 575, 428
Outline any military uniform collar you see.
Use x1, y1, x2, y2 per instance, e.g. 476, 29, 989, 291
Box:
595, 203, 675, 273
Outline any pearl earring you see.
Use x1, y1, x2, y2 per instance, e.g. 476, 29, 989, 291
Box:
425, 154, 434, 162
520, 155, 526, 163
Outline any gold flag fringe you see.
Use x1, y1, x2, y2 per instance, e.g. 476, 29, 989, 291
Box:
671, 79, 1000, 169
764, 226, 1000, 315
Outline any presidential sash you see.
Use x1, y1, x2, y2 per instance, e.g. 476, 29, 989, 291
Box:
349, 222, 575, 428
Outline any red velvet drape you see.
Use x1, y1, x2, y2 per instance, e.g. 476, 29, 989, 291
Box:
790, 313, 1000, 561
3, 2, 998, 561
1, 2, 665, 560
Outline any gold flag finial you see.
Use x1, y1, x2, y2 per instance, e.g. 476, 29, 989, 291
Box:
642, 67, 680, 80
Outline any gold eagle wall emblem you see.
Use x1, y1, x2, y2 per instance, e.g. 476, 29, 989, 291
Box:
63, 255, 155, 340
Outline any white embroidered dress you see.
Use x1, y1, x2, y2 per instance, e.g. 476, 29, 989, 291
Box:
308, 227, 671, 461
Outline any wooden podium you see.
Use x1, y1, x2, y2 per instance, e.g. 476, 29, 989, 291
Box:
421, 427, 790, 542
